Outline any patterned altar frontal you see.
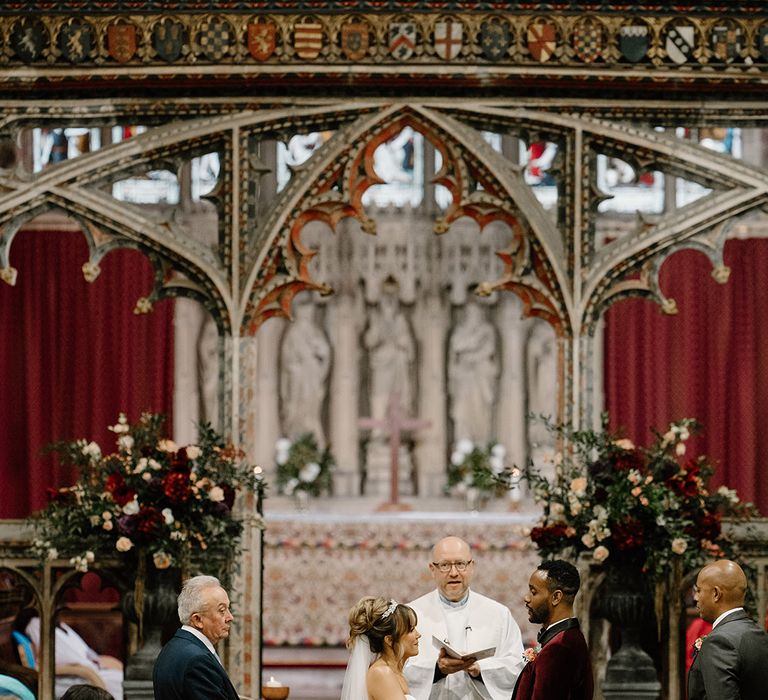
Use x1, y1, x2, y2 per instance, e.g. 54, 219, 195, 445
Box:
262, 511, 541, 647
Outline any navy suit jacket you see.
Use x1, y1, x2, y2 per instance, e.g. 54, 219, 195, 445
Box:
512, 619, 593, 700
152, 628, 240, 700
688, 610, 768, 700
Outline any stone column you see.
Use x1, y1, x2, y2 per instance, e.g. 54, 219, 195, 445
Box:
414, 292, 449, 496
328, 290, 361, 495
252, 318, 283, 481
495, 295, 527, 469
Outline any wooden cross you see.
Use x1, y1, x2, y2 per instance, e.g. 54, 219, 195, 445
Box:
358, 392, 432, 511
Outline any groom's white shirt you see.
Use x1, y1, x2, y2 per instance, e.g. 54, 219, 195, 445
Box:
404, 590, 524, 700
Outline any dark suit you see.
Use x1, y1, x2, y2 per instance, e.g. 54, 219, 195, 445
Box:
153, 628, 240, 700
688, 609, 768, 700
512, 619, 593, 700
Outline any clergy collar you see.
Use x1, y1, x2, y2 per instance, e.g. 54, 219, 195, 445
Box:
438, 590, 470, 608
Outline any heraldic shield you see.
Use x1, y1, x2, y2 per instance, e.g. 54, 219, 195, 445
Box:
619, 24, 649, 63
11, 19, 47, 63
248, 22, 276, 61
153, 18, 184, 63
434, 21, 463, 61
480, 21, 510, 62
389, 22, 415, 60
108, 23, 137, 63
294, 22, 323, 60
527, 19, 556, 62
342, 23, 369, 61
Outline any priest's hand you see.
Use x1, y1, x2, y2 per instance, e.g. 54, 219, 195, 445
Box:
465, 662, 481, 678
437, 648, 477, 675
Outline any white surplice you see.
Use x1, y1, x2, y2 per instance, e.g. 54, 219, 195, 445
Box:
404, 590, 524, 700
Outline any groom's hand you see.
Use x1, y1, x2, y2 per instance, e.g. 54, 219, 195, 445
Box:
437, 648, 477, 675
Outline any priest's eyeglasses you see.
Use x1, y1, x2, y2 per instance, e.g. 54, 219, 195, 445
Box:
432, 560, 473, 573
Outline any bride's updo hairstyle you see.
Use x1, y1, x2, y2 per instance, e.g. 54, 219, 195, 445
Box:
348, 596, 418, 661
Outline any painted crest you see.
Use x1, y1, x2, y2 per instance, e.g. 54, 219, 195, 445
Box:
59, 20, 94, 64
11, 19, 46, 63
198, 18, 233, 62
573, 19, 604, 64
760, 25, 768, 62
434, 21, 463, 61
107, 23, 137, 64
619, 24, 649, 63
153, 19, 184, 63
248, 22, 276, 61
341, 23, 369, 61
665, 24, 695, 64
294, 22, 323, 60
710, 23, 743, 63
389, 22, 416, 60
527, 20, 557, 63
480, 21, 510, 62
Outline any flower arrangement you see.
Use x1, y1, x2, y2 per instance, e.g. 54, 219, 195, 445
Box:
499, 416, 755, 585
445, 439, 507, 497
30, 412, 266, 576
275, 433, 334, 497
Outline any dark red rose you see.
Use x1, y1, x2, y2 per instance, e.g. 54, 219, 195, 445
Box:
105, 473, 125, 494
171, 449, 190, 471
46, 487, 74, 504
163, 470, 191, 504
105, 473, 136, 506
611, 519, 645, 551
686, 512, 721, 541
135, 506, 163, 536
610, 448, 645, 473
531, 523, 574, 550
221, 484, 236, 509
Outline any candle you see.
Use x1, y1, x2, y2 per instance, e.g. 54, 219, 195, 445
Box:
265, 677, 283, 688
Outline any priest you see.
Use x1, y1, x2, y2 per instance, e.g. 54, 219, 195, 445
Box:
404, 536, 525, 700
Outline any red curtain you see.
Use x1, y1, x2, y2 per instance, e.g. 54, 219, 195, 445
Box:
604, 240, 768, 514
0, 228, 174, 518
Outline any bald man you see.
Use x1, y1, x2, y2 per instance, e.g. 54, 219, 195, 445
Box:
688, 559, 768, 700
403, 536, 524, 700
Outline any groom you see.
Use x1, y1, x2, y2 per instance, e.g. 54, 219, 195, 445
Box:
512, 560, 593, 700
688, 559, 768, 699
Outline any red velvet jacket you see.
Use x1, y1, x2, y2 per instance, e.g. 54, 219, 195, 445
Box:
512, 620, 593, 700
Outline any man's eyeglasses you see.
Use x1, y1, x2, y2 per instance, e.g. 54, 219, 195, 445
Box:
432, 560, 473, 573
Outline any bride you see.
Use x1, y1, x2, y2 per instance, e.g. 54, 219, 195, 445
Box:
341, 596, 421, 700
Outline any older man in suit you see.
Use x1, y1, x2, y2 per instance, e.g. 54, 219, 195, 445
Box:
153, 574, 240, 700
512, 560, 593, 700
688, 559, 768, 700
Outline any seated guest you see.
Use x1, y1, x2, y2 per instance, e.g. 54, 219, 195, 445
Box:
15, 609, 122, 700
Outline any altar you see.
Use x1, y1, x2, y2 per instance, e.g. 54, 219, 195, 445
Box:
262, 498, 541, 649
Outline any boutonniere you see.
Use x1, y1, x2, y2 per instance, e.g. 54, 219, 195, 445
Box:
522, 644, 541, 663
692, 635, 707, 658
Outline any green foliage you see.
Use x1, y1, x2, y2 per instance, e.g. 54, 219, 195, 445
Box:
275, 433, 335, 497
445, 439, 507, 496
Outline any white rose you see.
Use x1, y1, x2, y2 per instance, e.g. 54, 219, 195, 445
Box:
490, 443, 506, 459
299, 462, 321, 483
186, 445, 202, 460
450, 451, 464, 466
122, 498, 140, 515
149, 459, 162, 471
675, 442, 686, 456
118, 435, 134, 451
162, 508, 174, 525
550, 502, 565, 516
275, 437, 292, 452
133, 458, 149, 474
276, 451, 289, 466
581, 533, 595, 548
208, 486, 225, 502
489, 455, 505, 474
456, 439, 474, 455
47, 548, 58, 561
85, 551, 95, 562
89, 514, 101, 526
142, 472, 152, 481
116, 537, 134, 552
284, 478, 299, 496
593, 545, 610, 562
157, 439, 178, 452
82, 441, 102, 460
102, 520, 114, 531
671, 537, 688, 554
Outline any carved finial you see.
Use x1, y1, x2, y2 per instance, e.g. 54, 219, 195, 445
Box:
711, 264, 730, 284
0, 266, 17, 286
661, 297, 678, 315
361, 217, 377, 235
82, 261, 101, 283
433, 218, 450, 235
475, 281, 494, 297
134, 297, 154, 315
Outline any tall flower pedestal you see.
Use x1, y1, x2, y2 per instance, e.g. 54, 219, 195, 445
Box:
121, 567, 181, 700
601, 582, 661, 700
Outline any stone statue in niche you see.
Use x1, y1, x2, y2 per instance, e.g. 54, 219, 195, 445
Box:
527, 320, 558, 455
363, 280, 415, 425
280, 298, 332, 445
448, 299, 499, 444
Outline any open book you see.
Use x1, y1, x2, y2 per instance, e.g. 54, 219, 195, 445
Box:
432, 635, 496, 661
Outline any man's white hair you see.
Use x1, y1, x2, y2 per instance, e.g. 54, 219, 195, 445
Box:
178, 574, 223, 624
